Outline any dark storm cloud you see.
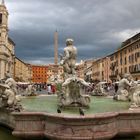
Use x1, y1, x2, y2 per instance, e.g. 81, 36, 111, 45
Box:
6, 0, 140, 64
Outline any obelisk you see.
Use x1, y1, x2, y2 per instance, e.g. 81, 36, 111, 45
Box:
54, 30, 58, 65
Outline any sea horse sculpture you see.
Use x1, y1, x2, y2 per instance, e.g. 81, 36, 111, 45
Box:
0, 77, 22, 112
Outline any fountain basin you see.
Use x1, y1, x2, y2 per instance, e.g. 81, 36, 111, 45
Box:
1, 95, 140, 140
12, 110, 140, 140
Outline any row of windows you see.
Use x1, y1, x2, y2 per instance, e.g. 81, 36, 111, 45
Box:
33, 75, 47, 77
128, 44, 140, 52
110, 44, 140, 61
33, 71, 47, 74
129, 64, 140, 73
111, 64, 140, 75
129, 52, 140, 63
32, 68, 48, 71
111, 52, 140, 67
32, 74, 55, 77
32, 78, 47, 80
33, 70, 63, 73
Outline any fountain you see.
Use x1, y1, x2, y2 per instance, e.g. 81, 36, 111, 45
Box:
0, 39, 140, 140
113, 73, 140, 109
58, 38, 90, 108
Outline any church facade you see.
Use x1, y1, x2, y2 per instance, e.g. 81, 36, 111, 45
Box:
0, 0, 15, 79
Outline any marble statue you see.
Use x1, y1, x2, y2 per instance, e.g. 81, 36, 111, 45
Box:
60, 38, 77, 79
5, 77, 18, 95
113, 74, 140, 109
26, 84, 37, 96
49, 74, 63, 84
91, 82, 106, 96
0, 84, 22, 112
129, 82, 140, 109
58, 39, 90, 108
58, 77, 90, 107
0, 76, 22, 112
113, 74, 132, 101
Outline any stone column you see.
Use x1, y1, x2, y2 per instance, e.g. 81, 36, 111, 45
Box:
5, 60, 8, 74
0, 60, 1, 79
0, 60, 6, 79
54, 31, 58, 65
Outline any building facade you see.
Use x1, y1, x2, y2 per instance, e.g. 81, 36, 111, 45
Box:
92, 59, 103, 82
102, 57, 111, 82
76, 60, 94, 81
31, 64, 63, 84
14, 57, 31, 82
76, 61, 85, 79
84, 59, 94, 81
109, 33, 140, 81
31, 65, 48, 83
0, 1, 15, 79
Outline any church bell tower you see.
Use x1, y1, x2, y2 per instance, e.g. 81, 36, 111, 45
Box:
0, 0, 8, 44
0, 0, 10, 79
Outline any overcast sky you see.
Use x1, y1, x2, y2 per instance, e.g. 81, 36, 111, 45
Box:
5, 0, 140, 64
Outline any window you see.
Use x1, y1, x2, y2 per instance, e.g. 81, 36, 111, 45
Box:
135, 53, 137, 62
132, 54, 134, 63
124, 67, 127, 73
129, 56, 131, 63
0, 13, 2, 24
120, 58, 122, 65
115, 69, 118, 75
124, 57, 127, 65
120, 52, 122, 57
124, 50, 127, 54
116, 60, 118, 66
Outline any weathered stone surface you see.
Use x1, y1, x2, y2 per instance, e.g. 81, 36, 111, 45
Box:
58, 77, 90, 108
0, 108, 15, 129
58, 39, 90, 108
11, 110, 140, 140
0, 77, 23, 112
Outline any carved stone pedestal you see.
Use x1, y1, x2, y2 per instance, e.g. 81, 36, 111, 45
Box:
58, 77, 90, 108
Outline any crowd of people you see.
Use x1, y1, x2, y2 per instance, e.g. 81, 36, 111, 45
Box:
16, 81, 124, 96
17, 83, 57, 95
